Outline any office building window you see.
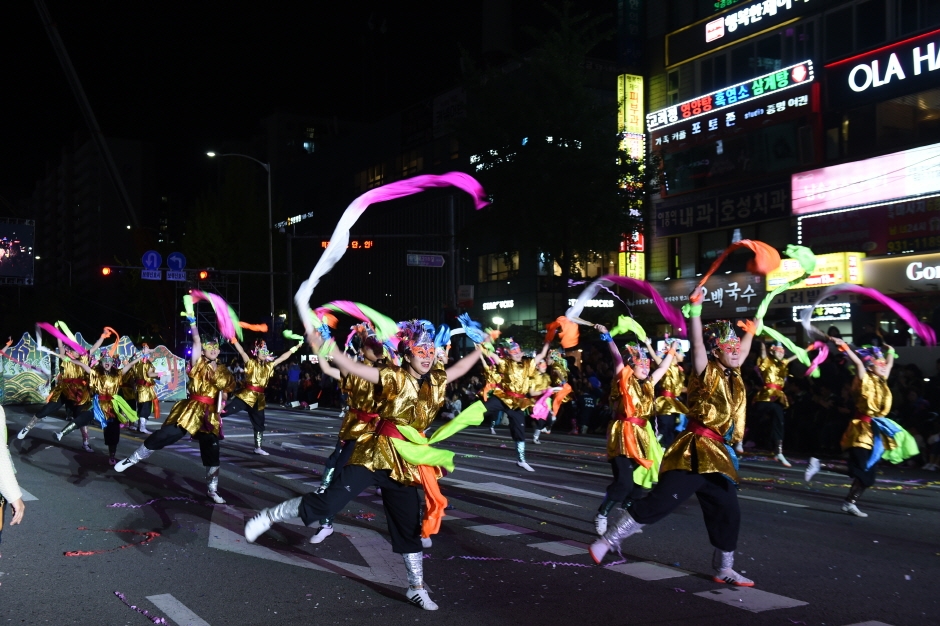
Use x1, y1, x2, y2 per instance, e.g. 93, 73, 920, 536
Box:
354, 163, 385, 192
397, 149, 424, 177
478, 252, 519, 282
856, 0, 886, 50
667, 70, 680, 105
571, 251, 618, 279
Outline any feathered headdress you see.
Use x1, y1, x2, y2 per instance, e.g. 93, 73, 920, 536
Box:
396, 320, 435, 356
855, 344, 887, 367
621, 343, 650, 368
702, 320, 739, 355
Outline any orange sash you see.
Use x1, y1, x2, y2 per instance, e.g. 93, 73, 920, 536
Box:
616, 367, 652, 470
551, 382, 573, 415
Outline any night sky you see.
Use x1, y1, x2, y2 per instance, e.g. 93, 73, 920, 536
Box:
1, 1, 616, 210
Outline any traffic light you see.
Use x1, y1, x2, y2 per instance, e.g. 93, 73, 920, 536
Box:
101, 266, 112, 276
198, 270, 209, 280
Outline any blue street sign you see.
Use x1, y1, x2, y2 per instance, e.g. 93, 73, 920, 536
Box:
141, 269, 162, 281
141, 250, 162, 270
406, 254, 445, 268
167, 252, 187, 270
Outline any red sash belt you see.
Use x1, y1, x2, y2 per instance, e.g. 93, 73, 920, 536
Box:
376, 419, 405, 440
620, 416, 647, 427
245, 384, 266, 393
352, 408, 380, 422
98, 394, 113, 402
661, 390, 676, 398
190, 394, 215, 405
61, 378, 87, 385
496, 386, 527, 399
856, 414, 872, 423
687, 421, 723, 442
765, 383, 784, 391
137, 380, 154, 386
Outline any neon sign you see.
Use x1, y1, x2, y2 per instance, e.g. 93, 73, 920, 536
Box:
321, 240, 374, 249
646, 60, 813, 132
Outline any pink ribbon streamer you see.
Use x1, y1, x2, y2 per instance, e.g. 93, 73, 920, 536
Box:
804, 341, 829, 377
36, 322, 88, 355
294, 172, 489, 334
190, 290, 239, 340
566, 275, 687, 337
799, 284, 937, 346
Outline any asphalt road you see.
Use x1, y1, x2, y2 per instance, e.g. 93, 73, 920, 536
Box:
2, 403, 938, 625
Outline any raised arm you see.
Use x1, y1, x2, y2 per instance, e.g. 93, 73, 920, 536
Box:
595, 324, 624, 375
231, 340, 251, 364
649, 346, 676, 386
690, 314, 708, 377
739, 319, 757, 359
63, 355, 93, 375
882, 341, 895, 378
832, 337, 866, 381
308, 332, 380, 384
121, 355, 143, 375
318, 356, 343, 381
445, 344, 485, 383
89, 329, 109, 354
272, 341, 302, 367
759, 339, 767, 359
645, 338, 662, 366
532, 340, 551, 366
190, 323, 203, 366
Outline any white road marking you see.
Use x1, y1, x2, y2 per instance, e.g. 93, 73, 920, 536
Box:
842, 622, 895, 626
738, 495, 808, 508
458, 450, 610, 477
441, 476, 580, 506
607, 561, 690, 580
19, 488, 38, 501
145, 594, 211, 626
528, 540, 587, 556
224, 432, 320, 438
466, 524, 536, 536
450, 466, 604, 498
274, 473, 311, 480
693, 586, 808, 613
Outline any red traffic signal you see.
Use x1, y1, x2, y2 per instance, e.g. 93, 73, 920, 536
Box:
101, 267, 112, 276
198, 270, 209, 280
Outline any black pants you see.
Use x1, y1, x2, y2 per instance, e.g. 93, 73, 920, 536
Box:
136, 401, 153, 420
602, 456, 643, 506
71, 410, 121, 451
324, 439, 357, 473
143, 424, 221, 467
630, 470, 741, 552
484, 396, 526, 442
37, 399, 83, 420
298, 465, 421, 553
755, 401, 785, 443
224, 397, 266, 432
657, 413, 679, 450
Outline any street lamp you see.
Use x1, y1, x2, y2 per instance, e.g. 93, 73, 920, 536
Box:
207, 151, 274, 321
492, 316, 504, 329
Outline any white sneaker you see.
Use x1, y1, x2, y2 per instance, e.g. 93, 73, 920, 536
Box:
589, 538, 610, 564
713, 568, 755, 587
841, 501, 868, 517
244, 512, 272, 542
253, 447, 270, 456
490, 427, 496, 435
55, 431, 65, 442
517, 461, 535, 472
16, 426, 30, 440
208, 491, 226, 504
309, 525, 334, 544
734, 442, 744, 454
405, 587, 438, 611
375, 487, 382, 496
82, 441, 94, 453
421, 536, 433, 549
532, 437, 542, 445
594, 514, 608, 535
805, 457, 821, 482
775, 453, 792, 468
114, 458, 136, 473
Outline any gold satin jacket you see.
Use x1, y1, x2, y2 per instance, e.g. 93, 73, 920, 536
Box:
841, 374, 895, 451
49, 356, 91, 406
492, 358, 537, 410
348, 365, 448, 486
339, 361, 381, 441
654, 362, 689, 415
753, 357, 789, 407
164, 357, 235, 436
130, 361, 159, 403
607, 376, 655, 460
234, 359, 275, 410
660, 360, 745, 483
89, 368, 124, 419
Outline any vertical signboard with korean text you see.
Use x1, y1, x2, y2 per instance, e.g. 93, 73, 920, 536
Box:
618, 74, 645, 160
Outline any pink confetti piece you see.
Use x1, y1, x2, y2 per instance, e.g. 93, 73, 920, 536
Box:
114, 591, 168, 624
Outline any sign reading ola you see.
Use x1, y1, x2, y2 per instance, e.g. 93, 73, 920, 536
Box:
826, 27, 940, 108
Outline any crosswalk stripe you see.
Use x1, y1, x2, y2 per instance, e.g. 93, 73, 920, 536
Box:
528, 540, 588, 556
145, 593, 211, 626
693, 586, 808, 612
20, 488, 38, 501
607, 561, 690, 581
466, 523, 537, 536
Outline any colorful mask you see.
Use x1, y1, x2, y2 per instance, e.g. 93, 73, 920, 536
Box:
411, 345, 435, 361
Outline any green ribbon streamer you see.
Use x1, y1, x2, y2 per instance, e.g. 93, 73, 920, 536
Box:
323, 302, 399, 341
112, 395, 139, 425
283, 330, 305, 342
181, 295, 195, 321
681, 303, 702, 319
750, 244, 818, 374
390, 401, 487, 472
56, 321, 78, 343
610, 315, 647, 342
